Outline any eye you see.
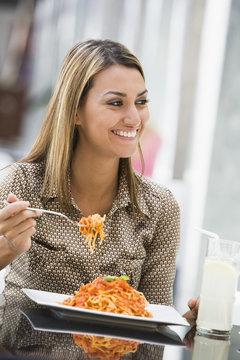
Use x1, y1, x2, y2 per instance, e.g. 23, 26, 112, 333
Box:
107, 100, 123, 107
136, 99, 149, 105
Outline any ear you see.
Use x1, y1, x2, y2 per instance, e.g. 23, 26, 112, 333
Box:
75, 109, 82, 125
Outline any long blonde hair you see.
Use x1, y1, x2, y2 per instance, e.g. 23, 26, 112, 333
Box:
20, 39, 145, 212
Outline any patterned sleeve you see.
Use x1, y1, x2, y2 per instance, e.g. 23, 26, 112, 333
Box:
137, 189, 180, 306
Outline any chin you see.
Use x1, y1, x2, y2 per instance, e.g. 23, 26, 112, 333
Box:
119, 153, 137, 159
116, 148, 138, 159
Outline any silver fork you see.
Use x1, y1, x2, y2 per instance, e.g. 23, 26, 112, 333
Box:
1, 200, 84, 227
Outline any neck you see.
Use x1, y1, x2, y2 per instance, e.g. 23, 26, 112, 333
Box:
70, 149, 120, 215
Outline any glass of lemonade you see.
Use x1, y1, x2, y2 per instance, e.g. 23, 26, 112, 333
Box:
197, 236, 240, 338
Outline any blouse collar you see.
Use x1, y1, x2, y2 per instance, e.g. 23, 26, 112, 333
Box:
41, 161, 150, 218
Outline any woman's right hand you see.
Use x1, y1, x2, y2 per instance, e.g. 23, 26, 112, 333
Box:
0, 194, 42, 267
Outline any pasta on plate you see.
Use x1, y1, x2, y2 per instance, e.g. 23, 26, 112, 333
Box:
61, 276, 152, 318
61, 276, 150, 359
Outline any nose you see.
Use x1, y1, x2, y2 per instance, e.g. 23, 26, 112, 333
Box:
122, 105, 141, 127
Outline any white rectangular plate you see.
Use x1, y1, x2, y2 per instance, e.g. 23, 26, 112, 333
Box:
22, 288, 188, 327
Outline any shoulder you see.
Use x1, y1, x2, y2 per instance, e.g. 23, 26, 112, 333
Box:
13, 161, 44, 176
135, 173, 180, 217
1, 161, 44, 181
136, 173, 176, 202
0, 162, 24, 183
0, 161, 45, 195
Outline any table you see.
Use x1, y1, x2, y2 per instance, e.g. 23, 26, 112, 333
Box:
177, 325, 240, 360
0, 293, 239, 360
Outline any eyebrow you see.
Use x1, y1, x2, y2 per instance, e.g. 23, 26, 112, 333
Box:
102, 89, 148, 98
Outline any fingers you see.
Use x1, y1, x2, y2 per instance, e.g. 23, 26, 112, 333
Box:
182, 310, 195, 320
0, 201, 30, 221
1, 227, 35, 254
7, 193, 19, 203
0, 196, 42, 255
188, 298, 196, 309
0, 209, 40, 233
187, 297, 200, 319
182, 309, 197, 328
188, 297, 199, 310
11, 226, 37, 253
5, 216, 37, 240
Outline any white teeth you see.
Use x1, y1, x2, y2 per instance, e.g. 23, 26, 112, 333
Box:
113, 130, 137, 138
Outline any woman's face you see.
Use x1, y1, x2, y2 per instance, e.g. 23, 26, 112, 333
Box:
75, 64, 149, 159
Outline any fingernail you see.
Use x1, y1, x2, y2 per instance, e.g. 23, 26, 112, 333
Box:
24, 201, 30, 207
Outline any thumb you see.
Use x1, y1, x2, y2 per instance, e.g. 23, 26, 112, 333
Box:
188, 298, 196, 310
7, 193, 19, 203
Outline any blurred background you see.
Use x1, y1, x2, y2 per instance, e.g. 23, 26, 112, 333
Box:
0, 0, 239, 358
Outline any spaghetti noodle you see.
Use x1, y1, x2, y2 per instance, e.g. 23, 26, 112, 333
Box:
73, 334, 140, 360
78, 214, 106, 252
61, 276, 152, 318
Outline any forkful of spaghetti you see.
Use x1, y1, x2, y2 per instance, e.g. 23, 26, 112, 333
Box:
78, 214, 106, 253
1, 201, 106, 253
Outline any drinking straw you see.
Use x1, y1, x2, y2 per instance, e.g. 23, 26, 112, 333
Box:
196, 228, 221, 257
195, 228, 220, 239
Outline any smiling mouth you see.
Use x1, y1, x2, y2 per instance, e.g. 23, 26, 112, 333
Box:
112, 129, 138, 138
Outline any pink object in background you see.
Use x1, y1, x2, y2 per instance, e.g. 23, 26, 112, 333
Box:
132, 127, 162, 178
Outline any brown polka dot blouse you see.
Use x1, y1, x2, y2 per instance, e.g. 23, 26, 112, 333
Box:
0, 161, 180, 307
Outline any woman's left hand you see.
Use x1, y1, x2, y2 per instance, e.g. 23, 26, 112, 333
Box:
183, 297, 199, 324
182, 297, 199, 351
187, 297, 200, 319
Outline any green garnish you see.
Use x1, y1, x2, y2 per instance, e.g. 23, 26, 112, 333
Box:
103, 276, 117, 282
119, 275, 130, 281
103, 275, 130, 282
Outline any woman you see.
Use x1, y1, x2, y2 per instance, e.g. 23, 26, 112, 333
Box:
0, 39, 183, 358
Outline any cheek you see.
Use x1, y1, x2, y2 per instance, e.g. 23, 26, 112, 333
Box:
141, 110, 150, 128
138, 111, 149, 137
